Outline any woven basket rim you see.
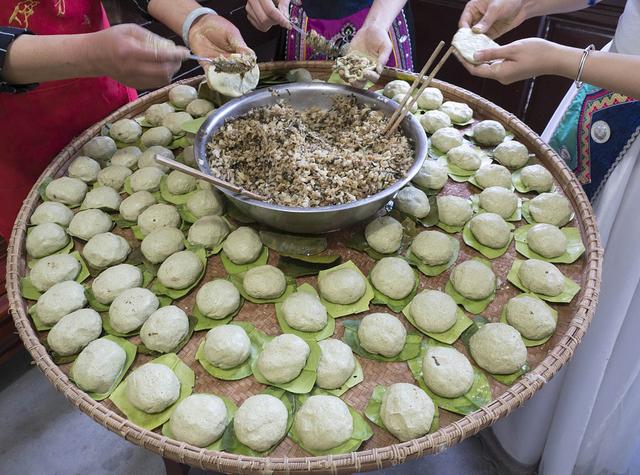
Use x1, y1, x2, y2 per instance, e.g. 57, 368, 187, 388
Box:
6, 61, 602, 474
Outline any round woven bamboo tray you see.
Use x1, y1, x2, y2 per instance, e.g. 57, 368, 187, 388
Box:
7, 61, 602, 474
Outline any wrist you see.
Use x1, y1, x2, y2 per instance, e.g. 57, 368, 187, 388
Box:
551, 45, 583, 80
81, 32, 105, 78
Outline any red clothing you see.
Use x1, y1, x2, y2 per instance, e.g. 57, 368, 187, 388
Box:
0, 1, 136, 239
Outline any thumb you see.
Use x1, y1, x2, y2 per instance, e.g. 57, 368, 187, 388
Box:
472, 5, 500, 34
474, 45, 512, 62
140, 29, 188, 61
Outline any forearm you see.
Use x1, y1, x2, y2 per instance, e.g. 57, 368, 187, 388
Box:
523, 0, 601, 20
364, 0, 407, 31
552, 46, 640, 98
2, 33, 95, 85
147, 0, 204, 38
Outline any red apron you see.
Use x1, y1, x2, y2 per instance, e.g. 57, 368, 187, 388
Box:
0, 1, 137, 239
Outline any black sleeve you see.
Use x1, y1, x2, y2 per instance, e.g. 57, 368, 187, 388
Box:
131, 0, 152, 15
0, 26, 38, 94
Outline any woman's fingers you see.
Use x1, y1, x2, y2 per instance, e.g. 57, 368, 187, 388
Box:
474, 44, 514, 62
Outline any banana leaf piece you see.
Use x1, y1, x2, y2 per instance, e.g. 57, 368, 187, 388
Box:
193, 296, 244, 332
27, 304, 52, 331
168, 136, 192, 150
177, 204, 200, 224
228, 273, 296, 304
402, 302, 472, 345
259, 230, 327, 256
137, 315, 196, 356
289, 393, 373, 456
161, 394, 237, 451
428, 145, 446, 159
512, 168, 555, 194
150, 246, 207, 300
134, 115, 153, 128
221, 387, 295, 456
180, 117, 208, 135
252, 338, 320, 394
364, 384, 439, 436
514, 225, 585, 264
109, 353, 195, 430
470, 194, 522, 222
370, 270, 420, 313
462, 221, 514, 259
68, 335, 137, 401
101, 312, 140, 338
277, 254, 341, 278
220, 247, 268, 274
405, 236, 459, 277
159, 176, 198, 205
317, 261, 374, 318
500, 295, 557, 347
460, 316, 530, 385
275, 283, 336, 341
436, 221, 465, 234
195, 322, 269, 381
37, 177, 53, 202
407, 339, 492, 415
321, 359, 364, 397
113, 214, 137, 229
507, 259, 581, 304
342, 319, 422, 362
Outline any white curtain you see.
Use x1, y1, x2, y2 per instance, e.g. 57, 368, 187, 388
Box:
491, 81, 640, 475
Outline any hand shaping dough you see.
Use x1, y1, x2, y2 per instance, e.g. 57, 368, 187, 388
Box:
452, 27, 500, 64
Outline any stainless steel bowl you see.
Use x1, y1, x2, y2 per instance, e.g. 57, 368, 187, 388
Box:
194, 83, 428, 234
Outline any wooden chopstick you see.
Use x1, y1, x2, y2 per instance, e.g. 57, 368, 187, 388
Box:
385, 44, 455, 137
153, 154, 267, 202
386, 41, 445, 128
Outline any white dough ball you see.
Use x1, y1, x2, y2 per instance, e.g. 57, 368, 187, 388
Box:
130, 167, 165, 193
506, 294, 556, 340
47, 308, 102, 356
234, 394, 288, 452
417, 87, 443, 110
450, 260, 496, 300
478, 186, 518, 219
196, 279, 241, 319
157, 250, 203, 290
410, 290, 457, 333
82, 232, 130, 269
125, 363, 181, 413
71, 338, 127, 393
119, 191, 156, 222
36, 280, 87, 326
46, 177, 88, 206
91, 264, 142, 305
26, 222, 69, 258
169, 85, 198, 108
411, 230, 453, 266
203, 324, 251, 369
521, 164, 553, 192
318, 267, 366, 305
97, 166, 132, 192
370, 257, 415, 300
243, 265, 286, 300
82, 136, 117, 163
526, 223, 567, 258
141, 126, 173, 148
111, 146, 141, 168
141, 227, 185, 264
186, 99, 214, 117
186, 189, 224, 218
395, 186, 430, 218
472, 120, 505, 146
437, 195, 472, 227
109, 287, 159, 334
392, 93, 418, 113
440, 101, 473, 123
145, 102, 175, 126
110, 118, 142, 144
447, 144, 483, 171
380, 383, 435, 441
256, 334, 310, 384
474, 164, 512, 189
422, 346, 474, 398
431, 127, 464, 153
137, 203, 181, 236
68, 156, 101, 183
419, 110, 451, 134
29, 254, 80, 292
294, 395, 353, 451
316, 339, 356, 390
222, 227, 262, 264
281, 291, 327, 332
469, 213, 511, 248
140, 306, 189, 353
358, 313, 406, 357
187, 215, 229, 249
529, 193, 573, 227
365, 216, 403, 254
383, 80, 410, 98
162, 111, 193, 135
413, 160, 448, 190
470, 323, 527, 374
493, 141, 529, 169
166, 170, 197, 195
518, 259, 565, 296
169, 394, 228, 447
81, 185, 122, 211
30, 202, 74, 227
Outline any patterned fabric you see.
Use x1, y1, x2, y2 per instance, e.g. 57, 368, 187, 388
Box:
284, 2, 413, 70
0, 26, 37, 93
549, 86, 640, 201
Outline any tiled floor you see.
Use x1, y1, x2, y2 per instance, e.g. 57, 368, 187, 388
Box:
0, 350, 500, 475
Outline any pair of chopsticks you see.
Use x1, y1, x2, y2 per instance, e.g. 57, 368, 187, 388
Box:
384, 41, 454, 137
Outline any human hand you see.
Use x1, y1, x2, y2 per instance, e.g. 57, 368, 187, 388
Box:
189, 14, 254, 63
349, 25, 392, 73
459, 0, 527, 39
90, 24, 188, 89
458, 38, 565, 84
246, 0, 291, 32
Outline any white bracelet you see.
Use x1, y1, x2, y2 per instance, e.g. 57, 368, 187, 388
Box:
575, 44, 595, 89
181, 7, 217, 48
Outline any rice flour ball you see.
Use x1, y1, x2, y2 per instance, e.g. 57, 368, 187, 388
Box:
281, 291, 327, 332
119, 191, 157, 222
140, 306, 190, 353
380, 383, 435, 441
109, 118, 142, 144
91, 264, 142, 305
450, 260, 496, 300
157, 250, 203, 289
169, 394, 228, 447
318, 267, 366, 305
410, 230, 453, 266
145, 102, 175, 126
440, 101, 473, 123
109, 287, 159, 334
437, 195, 472, 227
36, 280, 87, 326
125, 363, 181, 413
169, 84, 197, 108
166, 170, 197, 195
71, 338, 127, 393
137, 203, 181, 236
140, 126, 173, 148
203, 324, 251, 369
506, 294, 556, 340
529, 193, 573, 227
526, 223, 567, 258
431, 127, 464, 153
138, 146, 173, 172
256, 334, 310, 384
493, 141, 529, 169
97, 166, 132, 191
47, 308, 102, 356
196, 279, 241, 319
222, 227, 263, 264
316, 339, 356, 390
130, 167, 165, 193
82, 232, 130, 269
294, 395, 353, 451
521, 164, 553, 192
187, 215, 229, 249
68, 156, 101, 183
243, 265, 286, 300
370, 257, 415, 300
365, 216, 403, 254
395, 186, 430, 218
30, 202, 74, 227
417, 87, 443, 110
234, 394, 288, 451
470, 322, 527, 374
412, 160, 448, 190
185, 189, 224, 218
111, 146, 141, 168
81, 185, 122, 211
26, 222, 69, 258
140, 227, 185, 264
478, 186, 518, 218
518, 259, 565, 296
474, 164, 512, 189
472, 120, 505, 146
46, 177, 88, 206
420, 110, 452, 134
422, 346, 474, 397
469, 213, 511, 248
410, 290, 457, 333
29, 254, 81, 292
358, 313, 406, 357
82, 136, 116, 163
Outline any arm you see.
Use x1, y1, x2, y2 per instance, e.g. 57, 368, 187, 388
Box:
463, 39, 640, 99
1, 24, 186, 89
